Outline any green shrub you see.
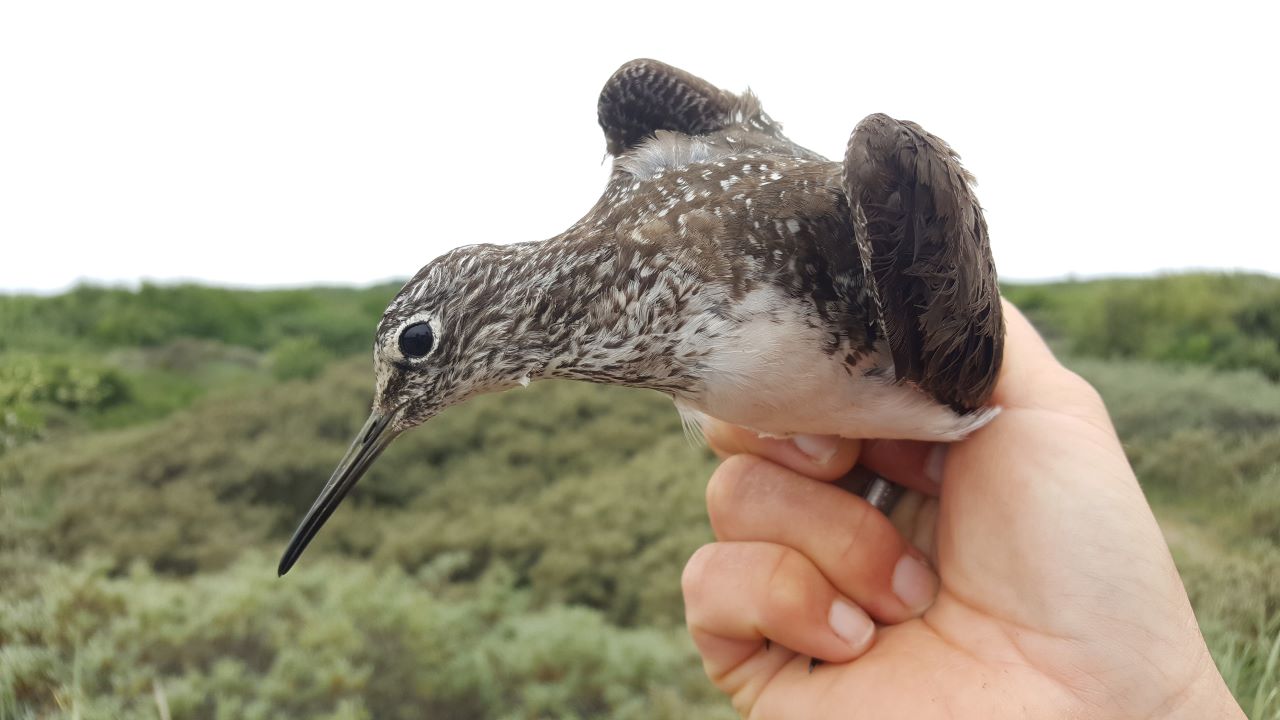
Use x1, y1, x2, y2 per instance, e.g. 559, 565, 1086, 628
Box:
0, 556, 734, 720
0, 354, 129, 411
1004, 273, 1280, 380
0, 354, 131, 450
269, 337, 333, 381
0, 282, 397, 356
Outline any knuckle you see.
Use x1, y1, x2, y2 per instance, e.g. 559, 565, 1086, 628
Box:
1048, 367, 1115, 431
681, 543, 720, 602
835, 501, 885, 580
1064, 366, 1105, 412
761, 550, 812, 627
1032, 360, 1105, 407
1058, 367, 1105, 404
706, 454, 774, 526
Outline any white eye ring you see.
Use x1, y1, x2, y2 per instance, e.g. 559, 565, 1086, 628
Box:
387, 312, 440, 362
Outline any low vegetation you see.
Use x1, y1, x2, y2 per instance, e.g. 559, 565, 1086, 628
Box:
1004, 273, 1280, 380
2, 274, 1278, 718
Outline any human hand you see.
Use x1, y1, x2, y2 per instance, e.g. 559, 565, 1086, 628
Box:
683, 302, 1245, 719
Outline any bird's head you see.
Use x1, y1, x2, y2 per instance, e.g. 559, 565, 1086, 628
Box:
278, 244, 546, 575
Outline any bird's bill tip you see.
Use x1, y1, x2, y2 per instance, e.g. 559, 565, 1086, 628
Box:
277, 408, 402, 576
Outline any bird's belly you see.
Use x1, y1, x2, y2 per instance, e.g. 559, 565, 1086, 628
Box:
673, 288, 996, 442
693, 342, 868, 433
680, 357, 995, 441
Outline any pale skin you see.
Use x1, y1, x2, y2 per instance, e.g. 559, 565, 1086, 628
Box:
683, 302, 1245, 719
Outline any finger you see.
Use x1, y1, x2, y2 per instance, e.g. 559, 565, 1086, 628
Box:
700, 418, 861, 482
682, 541, 876, 688
886, 489, 941, 562
859, 439, 945, 496
708, 455, 938, 624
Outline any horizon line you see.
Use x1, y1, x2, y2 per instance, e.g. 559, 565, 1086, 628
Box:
3, 267, 1279, 297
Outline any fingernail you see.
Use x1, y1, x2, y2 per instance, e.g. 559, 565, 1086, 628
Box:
793, 434, 838, 465
892, 555, 939, 615
828, 598, 874, 650
924, 444, 947, 485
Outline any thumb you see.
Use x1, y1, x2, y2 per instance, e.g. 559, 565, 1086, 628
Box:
938, 300, 1186, 642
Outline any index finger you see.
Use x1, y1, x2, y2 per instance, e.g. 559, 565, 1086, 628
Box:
700, 420, 861, 482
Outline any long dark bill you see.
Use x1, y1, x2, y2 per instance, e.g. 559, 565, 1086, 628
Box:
277, 409, 402, 576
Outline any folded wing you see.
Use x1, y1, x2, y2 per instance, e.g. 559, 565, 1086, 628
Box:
842, 114, 1004, 412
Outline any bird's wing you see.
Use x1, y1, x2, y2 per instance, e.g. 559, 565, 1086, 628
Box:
842, 114, 1004, 412
597, 59, 740, 156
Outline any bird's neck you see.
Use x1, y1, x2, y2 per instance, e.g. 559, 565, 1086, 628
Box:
508, 229, 720, 397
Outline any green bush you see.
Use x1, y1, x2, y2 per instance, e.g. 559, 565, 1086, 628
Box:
270, 337, 333, 381
0, 282, 397, 355
0, 354, 129, 411
0, 557, 733, 720
0, 354, 131, 450
1004, 273, 1280, 380
0, 364, 710, 618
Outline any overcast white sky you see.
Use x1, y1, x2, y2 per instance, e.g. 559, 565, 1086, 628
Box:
2, 1, 1276, 293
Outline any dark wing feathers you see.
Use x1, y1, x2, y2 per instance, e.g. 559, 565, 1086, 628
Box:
842, 114, 1004, 412
597, 59, 739, 156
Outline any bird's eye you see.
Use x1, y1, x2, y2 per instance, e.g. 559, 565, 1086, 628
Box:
398, 322, 435, 358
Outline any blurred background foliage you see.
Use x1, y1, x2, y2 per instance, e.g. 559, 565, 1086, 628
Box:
1, 273, 1278, 718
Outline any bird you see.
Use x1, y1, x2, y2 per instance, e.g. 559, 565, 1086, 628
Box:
278, 58, 1004, 577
